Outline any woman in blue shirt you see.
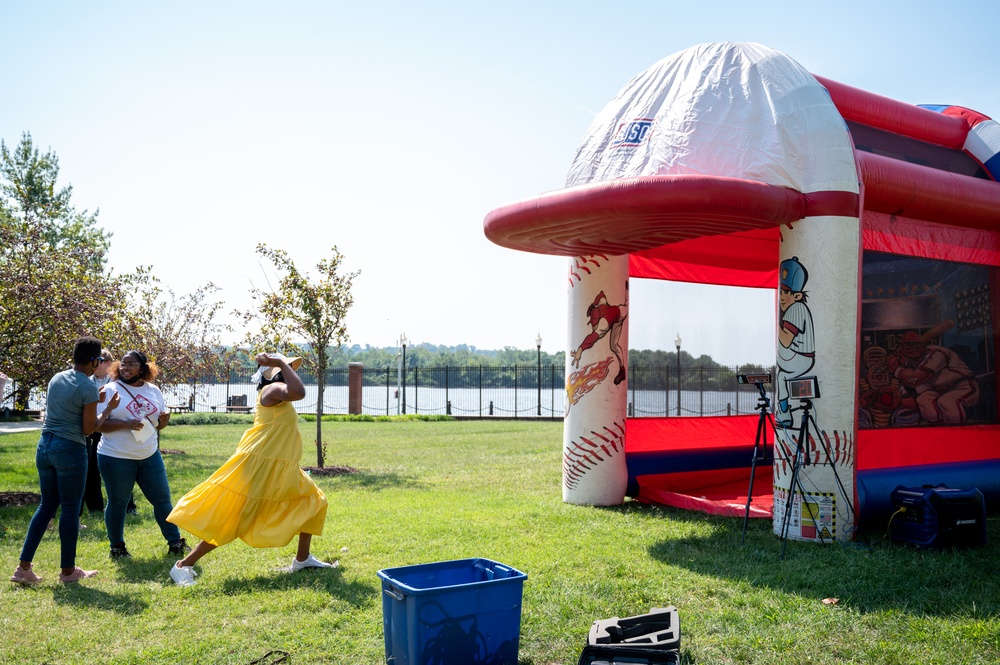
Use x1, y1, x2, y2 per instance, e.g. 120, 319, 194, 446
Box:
9, 337, 119, 584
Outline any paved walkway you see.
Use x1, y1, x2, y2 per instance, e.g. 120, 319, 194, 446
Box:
0, 421, 43, 435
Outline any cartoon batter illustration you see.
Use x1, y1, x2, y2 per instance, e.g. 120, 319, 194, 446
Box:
886, 328, 980, 425
570, 282, 628, 386
776, 257, 815, 426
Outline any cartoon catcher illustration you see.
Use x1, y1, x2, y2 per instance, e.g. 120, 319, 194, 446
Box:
570, 282, 628, 386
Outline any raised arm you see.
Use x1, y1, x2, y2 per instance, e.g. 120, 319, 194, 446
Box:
83, 389, 120, 435
257, 353, 306, 406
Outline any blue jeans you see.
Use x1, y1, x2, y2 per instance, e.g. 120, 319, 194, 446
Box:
97, 451, 181, 546
19, 432, 87, 569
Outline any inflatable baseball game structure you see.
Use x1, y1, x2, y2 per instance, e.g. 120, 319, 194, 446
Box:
485, 42, 1000, 542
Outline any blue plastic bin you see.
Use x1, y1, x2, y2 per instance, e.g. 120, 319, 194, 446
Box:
377, 558, 527, 665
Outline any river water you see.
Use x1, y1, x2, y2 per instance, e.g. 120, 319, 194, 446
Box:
158, 384, 773, 418
14, 382, 773, 419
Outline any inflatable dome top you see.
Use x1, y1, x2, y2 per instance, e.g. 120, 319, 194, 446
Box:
484, 42, 1000, 263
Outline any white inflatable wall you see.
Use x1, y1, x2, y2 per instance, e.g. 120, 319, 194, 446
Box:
773, 217, 860, 542
563, 254, 630, 505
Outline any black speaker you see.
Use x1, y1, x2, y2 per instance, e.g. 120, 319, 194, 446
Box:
890, 485, 986, 549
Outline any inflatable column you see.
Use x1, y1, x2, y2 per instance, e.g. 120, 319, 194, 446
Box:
772, 216, 860, 542
562, 254, 629, 505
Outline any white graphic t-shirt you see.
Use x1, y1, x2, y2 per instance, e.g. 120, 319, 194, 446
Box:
97, 381, 165, 460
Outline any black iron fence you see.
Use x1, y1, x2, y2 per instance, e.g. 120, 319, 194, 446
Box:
147, 364, 777, 419
627, 365, 777, 418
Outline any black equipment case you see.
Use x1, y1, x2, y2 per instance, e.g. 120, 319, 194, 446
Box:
578, 606, 681, 664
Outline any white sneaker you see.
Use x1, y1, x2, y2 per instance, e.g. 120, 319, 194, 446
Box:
170, 563, 197, 586
290, 554, 337, 572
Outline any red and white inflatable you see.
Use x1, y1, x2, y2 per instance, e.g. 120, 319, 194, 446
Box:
485, 42, 1000, 541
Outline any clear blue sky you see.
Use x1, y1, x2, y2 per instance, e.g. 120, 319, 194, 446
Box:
4, 1, 999, 365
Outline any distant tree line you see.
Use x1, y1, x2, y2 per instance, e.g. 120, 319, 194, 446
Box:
326, 344, 567, 371
216, 345, 774, 393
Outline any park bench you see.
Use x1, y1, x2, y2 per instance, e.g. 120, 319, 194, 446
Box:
167, 395, 195, 414
225, 394, 252, 413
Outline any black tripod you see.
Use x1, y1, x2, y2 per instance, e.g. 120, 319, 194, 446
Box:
777, 398, 855, 558
778, 398, 822, 558
741, 380, 775, 544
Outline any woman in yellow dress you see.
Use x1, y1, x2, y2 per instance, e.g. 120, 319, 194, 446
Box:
167, 353, 334, 586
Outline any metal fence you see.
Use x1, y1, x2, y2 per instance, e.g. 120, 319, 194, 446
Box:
150, 364, 777, 419
627, 365, 777, 418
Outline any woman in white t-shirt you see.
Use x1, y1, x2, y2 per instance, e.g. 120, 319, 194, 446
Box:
97, 350, 188, 559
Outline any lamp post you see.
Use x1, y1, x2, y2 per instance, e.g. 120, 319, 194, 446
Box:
401, 333, 408, 415
535, 333, 543, 417
395, 348, 401, 415
675, 333, 682, 416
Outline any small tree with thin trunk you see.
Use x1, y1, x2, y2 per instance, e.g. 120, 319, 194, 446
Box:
238, 244, 357, 468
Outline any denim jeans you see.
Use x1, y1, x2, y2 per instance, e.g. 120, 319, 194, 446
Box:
97, 451, 181, 546
19, 432, 87, 569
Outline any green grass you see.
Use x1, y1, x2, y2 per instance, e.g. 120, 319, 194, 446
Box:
1, 420, 999, 664
165, 412, 453, 426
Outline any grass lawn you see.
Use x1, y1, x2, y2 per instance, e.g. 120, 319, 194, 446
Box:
1, 419, 999, 664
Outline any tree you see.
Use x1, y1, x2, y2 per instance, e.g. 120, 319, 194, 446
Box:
0, 133, 117, 409
0, 133, 233, 409
238, 245, 358, 468
99, 274, 235, 392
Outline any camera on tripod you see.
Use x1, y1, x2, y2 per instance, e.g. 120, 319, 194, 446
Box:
737, 373, 770, 384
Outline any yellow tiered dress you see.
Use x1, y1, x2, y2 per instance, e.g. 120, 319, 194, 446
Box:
167, 395, 327, 548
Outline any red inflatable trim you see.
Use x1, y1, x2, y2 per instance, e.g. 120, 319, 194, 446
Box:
939, 105, 992, 128
857, 425, 1000, 470
858, 152, 1000, 229
815, 75, 970, 148
863, 211, 1000, 267
629, 228, 779, 288
484, 176, 858, 256
626, 415, 760, 453
636, 478, 773, 518
485, 154, 1000, 259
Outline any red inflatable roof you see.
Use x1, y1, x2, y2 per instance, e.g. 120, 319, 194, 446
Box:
483, 177, 858, 257
483, 74, 1000, 276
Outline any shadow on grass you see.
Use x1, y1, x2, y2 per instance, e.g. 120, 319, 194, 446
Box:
106, 557, 377, 609
613, 501, 1000, 617
77, 521, 111, 543
50, 583, 150, 615
324, 470, 428, 492
165, 453, 428, 494
219, 567, 377, 608
106, 556, 185, 584
0, 506, 135, 546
